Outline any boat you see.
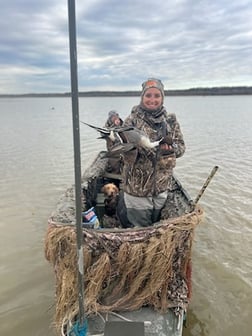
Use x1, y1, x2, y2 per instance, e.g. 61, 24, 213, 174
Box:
44, 151, 204, 336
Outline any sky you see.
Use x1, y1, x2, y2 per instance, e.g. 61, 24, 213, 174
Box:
1, 0, 252, 94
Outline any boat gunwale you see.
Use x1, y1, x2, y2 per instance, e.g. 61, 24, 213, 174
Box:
47, 204, 203, 234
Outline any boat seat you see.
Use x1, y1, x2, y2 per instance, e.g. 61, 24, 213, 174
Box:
104, 321, 145, 336
96, 192, 105, 204
95, 193, 105, 220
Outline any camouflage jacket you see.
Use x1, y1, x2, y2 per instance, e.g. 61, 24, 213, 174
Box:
122, 105, 185, 197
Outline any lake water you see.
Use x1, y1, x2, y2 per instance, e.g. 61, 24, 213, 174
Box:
0, 95, 251, 336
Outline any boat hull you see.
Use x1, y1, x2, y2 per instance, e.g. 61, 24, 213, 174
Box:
45, 152, 204, 335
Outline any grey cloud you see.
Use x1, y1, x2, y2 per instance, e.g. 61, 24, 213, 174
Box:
0, 0, 251, 93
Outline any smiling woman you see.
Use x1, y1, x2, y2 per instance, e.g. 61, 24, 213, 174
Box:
120, 78, 185, 227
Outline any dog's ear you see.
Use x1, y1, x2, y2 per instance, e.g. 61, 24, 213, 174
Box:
114, 186, 119, 193
101, 185, 105, 193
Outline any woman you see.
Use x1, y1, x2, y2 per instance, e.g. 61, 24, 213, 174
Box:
104, 110, 123, 173
104, 110, 123, 150
120, 78, 185, 227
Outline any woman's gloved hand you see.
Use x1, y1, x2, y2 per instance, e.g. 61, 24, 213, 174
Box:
159, 136, 174, 154
160, 135, 173, 145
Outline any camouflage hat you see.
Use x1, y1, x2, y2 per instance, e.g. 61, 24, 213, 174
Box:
141, 78, 165, 98
108, 110, 119, 118
106, 110, 123, 128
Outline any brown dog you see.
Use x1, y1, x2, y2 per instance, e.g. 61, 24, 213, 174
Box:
101, 183, 119, 221
101, 183, 119, 199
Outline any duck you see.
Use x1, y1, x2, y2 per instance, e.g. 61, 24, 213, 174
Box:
81, 121, 162, 155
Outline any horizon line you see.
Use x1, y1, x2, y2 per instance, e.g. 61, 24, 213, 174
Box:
0, 85, 252, 97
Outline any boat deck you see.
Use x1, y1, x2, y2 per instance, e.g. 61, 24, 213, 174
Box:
87, 307, 184, 335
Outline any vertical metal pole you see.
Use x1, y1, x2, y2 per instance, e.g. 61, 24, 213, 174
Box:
67, 0, 85, 323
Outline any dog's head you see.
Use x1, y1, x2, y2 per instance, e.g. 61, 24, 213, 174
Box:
101, 183, 119, 198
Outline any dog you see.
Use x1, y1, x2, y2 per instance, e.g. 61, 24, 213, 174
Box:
101, 183, 133, 228
101, 183, 119, 217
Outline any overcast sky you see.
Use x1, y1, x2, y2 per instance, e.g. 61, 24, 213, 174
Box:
1, 0, 252, 94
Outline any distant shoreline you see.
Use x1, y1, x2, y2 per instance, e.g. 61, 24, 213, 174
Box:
1, 86, 252, 98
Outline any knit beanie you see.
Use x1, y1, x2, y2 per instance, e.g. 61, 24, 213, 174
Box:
105, 110, 123, 128
108, 110, 119, 119
141, 78, 165, 99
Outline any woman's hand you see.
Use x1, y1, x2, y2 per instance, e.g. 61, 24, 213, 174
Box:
160, 143, 173, 151
159, 142, 174, 155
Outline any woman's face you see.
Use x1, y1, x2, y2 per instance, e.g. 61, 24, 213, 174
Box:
111, 116, 121, 126
142, 88, 163, 110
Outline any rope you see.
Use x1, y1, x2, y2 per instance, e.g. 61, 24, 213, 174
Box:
68, 319, 88, 336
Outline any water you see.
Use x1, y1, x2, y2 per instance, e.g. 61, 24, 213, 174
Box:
0, 96, 251, 336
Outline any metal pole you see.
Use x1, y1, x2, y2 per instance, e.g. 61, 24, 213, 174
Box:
67, 0, 85, 324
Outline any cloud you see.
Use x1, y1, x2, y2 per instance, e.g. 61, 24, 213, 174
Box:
0, 0, 252, 93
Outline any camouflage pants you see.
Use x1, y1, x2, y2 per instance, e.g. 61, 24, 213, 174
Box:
124, 191, 168, 227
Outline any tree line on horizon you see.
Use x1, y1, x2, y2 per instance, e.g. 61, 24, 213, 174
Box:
1, 86, 252, 98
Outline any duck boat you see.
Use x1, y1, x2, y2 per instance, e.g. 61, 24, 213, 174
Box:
44, 151, 204, 336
